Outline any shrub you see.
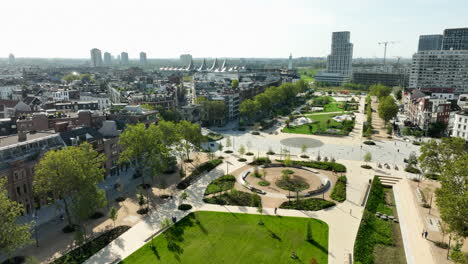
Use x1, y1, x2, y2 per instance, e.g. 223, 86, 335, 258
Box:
203, 190, 261, 207
434, 241, 449, 249
405, 166, 421, 174
238, 127, 246, 131
276, 177, 309, 191
177, 159, 223, 189
62, 225, 77, 233
245, 152, 254, 156
363, 140, 376, 145
330, 176, 347, 202
300, 155, 309, 158
204, 175, 236, 195
276, 160, 347, 172
238, 158, 247, 162
266, 151, 276, 155
138, 183, 151, 189
282, 169, 294, 174
258, 180, 270, 186
205, 132, 223, 141
280, 198, 335, 211
412, 141, 421, 146
361, 165, 372, 169
251, 131, 260, 135
89, 211, 104, 220
51, 226, 131, 264
250, 157, 271, 165
178, 204, 193, 211
224, 150, 233, 153
137, 208, 149, 215
424, 173, 440, 180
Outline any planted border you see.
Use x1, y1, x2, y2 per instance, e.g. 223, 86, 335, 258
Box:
177, 159, 222, 189
330, 176, 347, 202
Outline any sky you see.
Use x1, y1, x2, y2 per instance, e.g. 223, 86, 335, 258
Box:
1, 0, 467, 59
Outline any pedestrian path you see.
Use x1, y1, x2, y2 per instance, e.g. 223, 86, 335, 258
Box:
84, 155, 364, 264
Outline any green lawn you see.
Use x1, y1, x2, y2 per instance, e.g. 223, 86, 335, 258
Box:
282, 113, 346, 135
299, 67, 320, 83
121, 211, 329, 264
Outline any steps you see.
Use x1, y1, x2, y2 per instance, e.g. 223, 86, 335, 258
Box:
377, 175, 403, 187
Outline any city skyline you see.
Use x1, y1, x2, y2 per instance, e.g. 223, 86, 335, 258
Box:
1, 0, 467, 59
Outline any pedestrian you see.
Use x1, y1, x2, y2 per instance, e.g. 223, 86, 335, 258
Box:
424, 231, 428, 239
274, 208, 277, 214
349, 209, 352, 215
422, 230, 425, 237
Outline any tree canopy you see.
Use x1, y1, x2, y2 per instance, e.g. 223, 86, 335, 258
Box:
0, 178, 33, 257
34, 142, 106, 227
378, 96, 398, 124
369, 84, 392, 99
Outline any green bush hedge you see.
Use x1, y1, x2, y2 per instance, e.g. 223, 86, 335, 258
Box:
250, 157, 272, 165
276, 159, 347, 172
404, 166, 421, 174
51, 226, 131, 264
204, 175, 236, 195
354, 177, 394, 264
279, 198, 335, 211
330, 176, 347, 202
203, 190, 261, 207
177, 159, 222, 189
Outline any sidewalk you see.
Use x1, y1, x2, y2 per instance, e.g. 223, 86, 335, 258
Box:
393, 178, 437, 264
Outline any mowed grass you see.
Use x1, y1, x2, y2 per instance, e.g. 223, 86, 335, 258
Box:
299, 67, 320, 83
121, 211, 329, 264
282, 113, 340, 134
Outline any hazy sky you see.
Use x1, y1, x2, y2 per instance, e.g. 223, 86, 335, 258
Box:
1, 0, 466, 59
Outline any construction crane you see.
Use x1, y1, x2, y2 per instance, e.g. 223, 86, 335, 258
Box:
394, 56, 402, 65
378, 41, 398, 65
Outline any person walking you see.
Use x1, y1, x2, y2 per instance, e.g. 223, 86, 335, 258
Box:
424, 231, 428, 239
274, 208, 277, 214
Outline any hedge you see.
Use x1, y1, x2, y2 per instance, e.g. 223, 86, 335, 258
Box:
276, 160, 347, 173
404, 166, 421, 174
51, 226, 131, 264
203, 190, 261, 207
330, 176, 347, 202
279, 198, 335, 211
204, 175, 236, 195
177, 159, 222, 189
353, 177, 394, 264
249, 157, 272, 165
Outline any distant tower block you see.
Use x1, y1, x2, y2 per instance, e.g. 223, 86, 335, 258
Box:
140, 52, 147, 65
288, 53, 293, 70
8, 54, 15, 65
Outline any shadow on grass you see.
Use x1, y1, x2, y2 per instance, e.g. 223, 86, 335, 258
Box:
150, 243, 160, 260
307, 239, 329, 255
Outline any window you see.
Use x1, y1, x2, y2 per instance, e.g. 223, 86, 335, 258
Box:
23, 184, 27, 194
16, 186, 21, 196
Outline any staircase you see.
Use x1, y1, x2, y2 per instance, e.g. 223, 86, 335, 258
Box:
377, 175, 403, 187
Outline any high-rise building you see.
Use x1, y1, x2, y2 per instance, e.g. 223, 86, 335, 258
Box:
442, 27, 468, 50
90, 48, 102, 67
120, 52, 129, 65
288, 53, 293, 70
140, 52, 147, 65
409, 50, 468, 95
180, 54, 192, 66
8, 54, 15, 65
418, 35, 443, 51
315, 31, 353, 85
103, 52, 112, 65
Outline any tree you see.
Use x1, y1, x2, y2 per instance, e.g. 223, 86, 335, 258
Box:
428, 121, 448, 138
239, 99, 259, 121
231, 79, 239, 89
109, 207, 118, 228
364, 152, 372, 165
0, 178, 33, 257
370, 84, 392, 99
407, 152, 418, 167
378, 96, 399, 124
225, 137, 232, 149
176, 121, 203, 161
301, 144, 308, 156
238, 145, 246, 157
394, 87, 403, 101
34, 143, 107, 227
419, 138, 466, 175
217, 143, 224, 153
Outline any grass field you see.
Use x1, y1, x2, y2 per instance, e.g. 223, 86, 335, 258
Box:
282, 113, 341, 134
122, 211, 329, 264
298, 67, 320, 83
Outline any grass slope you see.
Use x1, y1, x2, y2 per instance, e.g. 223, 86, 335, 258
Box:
122, 211, 329, 264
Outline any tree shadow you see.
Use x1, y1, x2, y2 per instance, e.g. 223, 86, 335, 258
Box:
307, 239, 329, 255
195, 219, 208, 235
150, 243, 160, 260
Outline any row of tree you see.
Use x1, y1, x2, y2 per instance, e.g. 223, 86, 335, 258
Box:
239, 80, 308, 121
419, 138, 467, 259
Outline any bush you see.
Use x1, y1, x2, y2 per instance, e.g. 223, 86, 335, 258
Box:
204, 175, 236, 195
205, 132, 223, 141
276, 160, 347, 172
1, 257, 25, 264
138, 183, 151, 189
282, 169, 294, 174
224, 150, 233, 153
115, 196, 126, 202
250, 157, 271, 165
238, 158, 247, 162
177, 159, 223, 189
354, 177, 394, 264
251, 131, 260, 135
89, 211, 104, 219
276, 177, 309, 191
245, 152, 254, 156
434, 241, 449, 249
203, 190, 261, 207
424, 173, 440, 180
266, 151, 276, 155
412, 141, 421, 146
361, 165, 372, 169
280, 198, 335, 211
258, 180, 270, 186
238, 127, 246, 131
363, 140, 376, 145
178, 204, 193, 211
405, 166, 421, 174
330, 176, 347, 202
51, 226, 131, 264
300, 155, 309, 158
